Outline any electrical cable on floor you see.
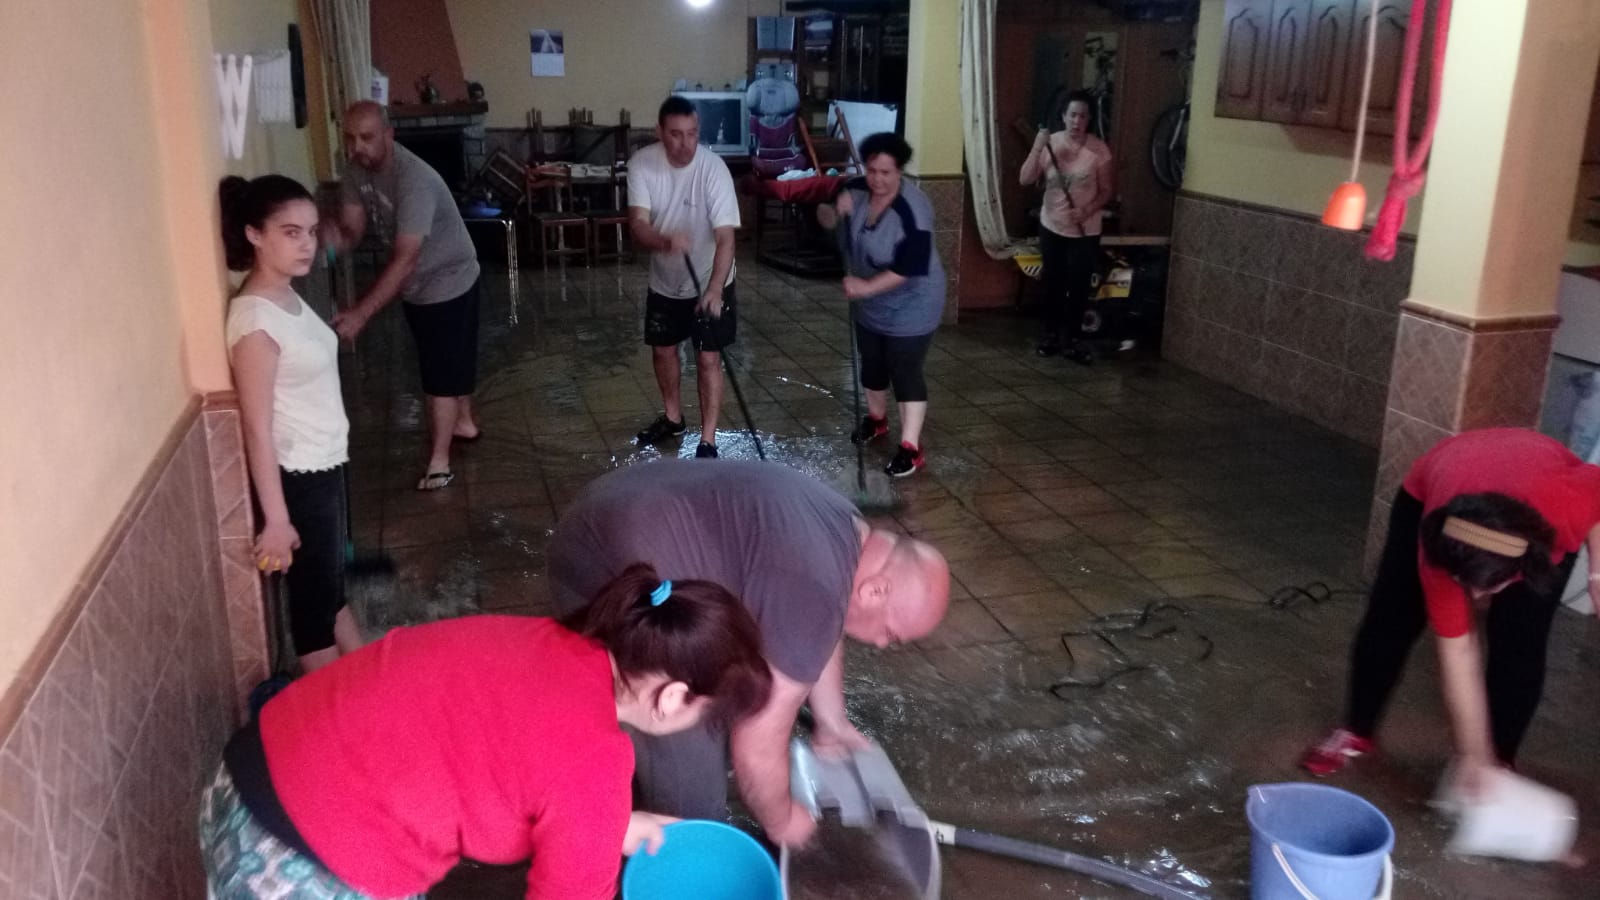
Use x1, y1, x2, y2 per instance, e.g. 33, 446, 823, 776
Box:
1047, 582, 1362, 697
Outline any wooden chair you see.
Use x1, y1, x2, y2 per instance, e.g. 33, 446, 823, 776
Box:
586, 161, 631, 265
527, 166, 588, 268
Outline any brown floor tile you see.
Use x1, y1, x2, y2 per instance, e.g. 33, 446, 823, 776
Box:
1032, 484, 1132, 517
971, 491, 1056, 525
950, 555, 1060, 599
1104, 542, 1222, 580
980, 591, 1090, 641
915, 599, 1012, 649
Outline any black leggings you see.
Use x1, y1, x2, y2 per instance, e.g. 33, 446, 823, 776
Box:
279, 466, 348, 655
1344, 490, 1569, 763
1038, 229, 1100, 344
855, 323, 934, 403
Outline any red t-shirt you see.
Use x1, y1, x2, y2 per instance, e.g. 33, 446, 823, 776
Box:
1401, 428, 1600, 637
259, 617, 633, 900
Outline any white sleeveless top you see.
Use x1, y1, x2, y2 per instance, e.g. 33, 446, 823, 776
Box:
225, 294, 350, 473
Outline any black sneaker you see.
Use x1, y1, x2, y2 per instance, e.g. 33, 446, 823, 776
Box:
850, 415, 889, 445
1035, 339, 1061, 358
1065, 341, 1095, 366
885, 442, 925, 478
635, 414, 686, 446
695, 442, 719, 459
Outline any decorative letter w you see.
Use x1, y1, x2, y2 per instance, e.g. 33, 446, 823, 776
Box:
214, 53, 253, 160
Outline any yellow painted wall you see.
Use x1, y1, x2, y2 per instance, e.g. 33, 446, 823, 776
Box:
1411, 0, 1600, 318
211, 0, 318, 186
0, 0, 310, 695
1186, 0, 1418, 232
0, 0, 196, 690
904, 0, 964, 177
448, 0, 781, 129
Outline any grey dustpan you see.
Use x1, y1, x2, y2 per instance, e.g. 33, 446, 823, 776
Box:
785, 738, 941, 899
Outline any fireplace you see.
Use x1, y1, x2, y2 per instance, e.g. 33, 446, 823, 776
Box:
396, 127, 466, 189
389, 101, 489, 192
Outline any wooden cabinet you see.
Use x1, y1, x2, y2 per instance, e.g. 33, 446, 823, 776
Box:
1215, 0, 1273, 120
1339, 0, 1415, 136
1217, 0, 1422, 135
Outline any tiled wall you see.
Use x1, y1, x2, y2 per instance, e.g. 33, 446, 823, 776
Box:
1162, 193, 1416, 446
1365, 308, 1559, 573
0, 402, 245, 900
916, 174, 967, 325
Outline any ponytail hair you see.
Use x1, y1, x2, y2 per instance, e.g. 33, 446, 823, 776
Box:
1420, 493, 1558, 595
562, 563, 772, 729
218, 174, 314, 272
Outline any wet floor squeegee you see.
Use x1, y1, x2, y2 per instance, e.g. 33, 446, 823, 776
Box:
788, 739, 1205, 899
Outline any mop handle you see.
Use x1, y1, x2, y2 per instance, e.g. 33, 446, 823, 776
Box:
683, 254, 765, 461
1349, 0, 1380, 184
837, 210, 869, 494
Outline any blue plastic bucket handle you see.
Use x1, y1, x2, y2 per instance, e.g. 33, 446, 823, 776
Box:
621, 820, 782, 900
1246, 783, 1394, 900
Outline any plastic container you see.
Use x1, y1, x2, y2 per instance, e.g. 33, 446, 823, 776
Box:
1445, 768, 1578, 862
621, 820, 782, 900
1246, 783, 1393, 900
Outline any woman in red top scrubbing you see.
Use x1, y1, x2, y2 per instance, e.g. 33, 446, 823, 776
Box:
199, 563, 771, 900
1301, 429, 1600, 794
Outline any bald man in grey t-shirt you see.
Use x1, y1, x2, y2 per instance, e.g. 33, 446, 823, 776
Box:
547, 460, 951, 847
324, 101, 481, 492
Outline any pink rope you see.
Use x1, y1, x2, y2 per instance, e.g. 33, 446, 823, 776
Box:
1365, 0, 1452, 261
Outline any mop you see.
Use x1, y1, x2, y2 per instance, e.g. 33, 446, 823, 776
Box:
683, 255, 766, 460
833, 211, 904, 515
789, 738, 1205, 900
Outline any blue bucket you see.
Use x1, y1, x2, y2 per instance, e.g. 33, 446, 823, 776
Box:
1246, 783, 1393, 900
622, 820, 782, 900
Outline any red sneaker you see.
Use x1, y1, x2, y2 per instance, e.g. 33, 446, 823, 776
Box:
1299, 729, 1376, 777
886, 442, 925, 478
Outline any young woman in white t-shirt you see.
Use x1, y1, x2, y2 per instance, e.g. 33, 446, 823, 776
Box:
1019, 91, 1115, 364
220, 175, 363, 672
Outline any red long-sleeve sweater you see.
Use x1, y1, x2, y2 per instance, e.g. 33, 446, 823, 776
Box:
259, 616, 633, 899
1402, 428, 1600, 637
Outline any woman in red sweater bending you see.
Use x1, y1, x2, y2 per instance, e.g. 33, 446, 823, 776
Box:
1301, 429, 1600, 795
199, 563, 772, 900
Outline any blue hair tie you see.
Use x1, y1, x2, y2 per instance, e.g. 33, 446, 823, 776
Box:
649, 580, 673, 607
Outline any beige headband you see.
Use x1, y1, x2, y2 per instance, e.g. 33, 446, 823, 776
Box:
1441, 517, 1529, 558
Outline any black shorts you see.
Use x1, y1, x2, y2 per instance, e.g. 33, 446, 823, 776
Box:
402, 280, 480, 397
644, 282, 738, 352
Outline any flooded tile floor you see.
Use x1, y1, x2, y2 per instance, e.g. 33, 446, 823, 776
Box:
334, 256, 1600, 898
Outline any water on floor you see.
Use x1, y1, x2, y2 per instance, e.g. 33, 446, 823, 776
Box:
333, 257, 1600, 899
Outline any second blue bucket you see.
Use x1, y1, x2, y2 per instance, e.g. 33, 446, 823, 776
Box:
1246, 783, 1393, 900
622, 820, 782, 900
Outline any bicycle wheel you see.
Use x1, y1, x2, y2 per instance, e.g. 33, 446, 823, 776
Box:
1149, 103, 1188, 192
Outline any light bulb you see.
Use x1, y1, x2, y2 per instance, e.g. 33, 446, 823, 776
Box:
686, 0, 714, 8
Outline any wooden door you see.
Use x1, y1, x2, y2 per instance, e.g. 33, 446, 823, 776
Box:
1341, 0, 1410, 136
1301, 0, 1354, 128
1215, 0, 1275, 120
1261, 0, 1310, 124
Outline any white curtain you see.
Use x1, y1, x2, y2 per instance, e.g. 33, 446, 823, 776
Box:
307, 0, 372, 119
959, 0, 1019, 259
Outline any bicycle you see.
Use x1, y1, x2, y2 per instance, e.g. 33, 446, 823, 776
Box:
1149, 42, 1195, 192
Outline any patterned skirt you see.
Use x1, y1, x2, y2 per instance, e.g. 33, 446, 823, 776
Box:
197, 764, 424, 900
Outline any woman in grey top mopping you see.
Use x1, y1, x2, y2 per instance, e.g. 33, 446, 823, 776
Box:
818, 133, 946, 480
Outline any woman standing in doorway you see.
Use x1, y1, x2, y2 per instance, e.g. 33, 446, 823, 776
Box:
1020, 90, 1115, 364
820, 132, 945, 479
220, 175, 363, 673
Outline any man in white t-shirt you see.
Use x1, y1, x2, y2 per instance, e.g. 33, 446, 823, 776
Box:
628, 96, 741, 458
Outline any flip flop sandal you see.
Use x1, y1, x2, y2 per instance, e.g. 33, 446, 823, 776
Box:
416, 470, 455, 491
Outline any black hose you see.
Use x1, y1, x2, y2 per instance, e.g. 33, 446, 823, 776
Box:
943, 826, 1204, 900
